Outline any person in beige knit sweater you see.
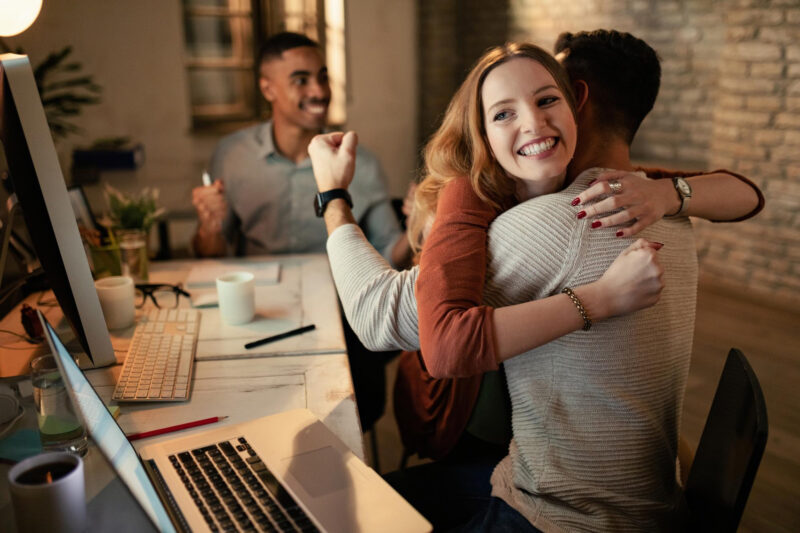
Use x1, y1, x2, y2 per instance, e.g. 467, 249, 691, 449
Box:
309, 32, 762, 532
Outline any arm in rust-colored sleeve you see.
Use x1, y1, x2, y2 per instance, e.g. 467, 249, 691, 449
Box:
637, 167, 764, 222
416, 178, 502, 378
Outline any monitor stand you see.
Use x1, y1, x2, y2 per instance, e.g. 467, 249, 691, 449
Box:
59, 329, 118, 370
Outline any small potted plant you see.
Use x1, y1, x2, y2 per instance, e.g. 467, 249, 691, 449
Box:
89, 185, 165, 281
103, 184, 164, 235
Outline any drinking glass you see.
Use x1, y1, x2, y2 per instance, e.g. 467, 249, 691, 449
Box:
30, 355, 88, 456
118, 229, 149, 282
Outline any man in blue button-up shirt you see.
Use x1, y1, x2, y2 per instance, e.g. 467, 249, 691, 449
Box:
192, 32, 410, 268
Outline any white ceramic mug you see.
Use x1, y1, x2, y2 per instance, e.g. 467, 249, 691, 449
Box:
8, 451, 87, 533
216, 271, 255, 325
95, 275, 135, 330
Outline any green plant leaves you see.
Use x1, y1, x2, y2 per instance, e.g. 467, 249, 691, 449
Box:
103, 184, 165, 233
0, 41, 101, 141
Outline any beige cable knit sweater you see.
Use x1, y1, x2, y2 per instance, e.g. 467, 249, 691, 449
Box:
326, 169, 698, 532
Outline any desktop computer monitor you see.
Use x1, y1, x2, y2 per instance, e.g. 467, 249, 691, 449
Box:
0, 53, 115, 367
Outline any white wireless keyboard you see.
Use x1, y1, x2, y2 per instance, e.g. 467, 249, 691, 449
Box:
112, 308, 199, 402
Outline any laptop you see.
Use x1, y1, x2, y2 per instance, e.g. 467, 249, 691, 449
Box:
41, 313, 431, 533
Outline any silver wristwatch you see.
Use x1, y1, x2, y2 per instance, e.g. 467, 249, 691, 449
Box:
669, 177, 692, 217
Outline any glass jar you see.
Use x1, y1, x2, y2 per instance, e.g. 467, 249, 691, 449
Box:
116, 229, 149, 282
30, 354, 88, 456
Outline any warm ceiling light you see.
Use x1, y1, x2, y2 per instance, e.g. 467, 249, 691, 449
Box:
0, 0, 43, 37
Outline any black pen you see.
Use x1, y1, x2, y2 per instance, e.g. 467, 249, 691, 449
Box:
244, 324, 316, 349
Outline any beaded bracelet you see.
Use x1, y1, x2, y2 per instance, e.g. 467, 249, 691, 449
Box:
562, 287, 592, 331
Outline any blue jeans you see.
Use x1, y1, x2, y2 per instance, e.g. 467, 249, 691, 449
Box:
458, 497, 543, 533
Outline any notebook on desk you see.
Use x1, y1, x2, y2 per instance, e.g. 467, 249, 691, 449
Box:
40, 312, 431, 533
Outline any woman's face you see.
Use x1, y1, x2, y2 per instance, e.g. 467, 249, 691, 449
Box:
481, 57, 577, 199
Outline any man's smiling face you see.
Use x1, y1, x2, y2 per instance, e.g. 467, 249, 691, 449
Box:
260, 46, 331, 132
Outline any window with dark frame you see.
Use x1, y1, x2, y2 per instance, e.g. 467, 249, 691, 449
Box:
182, 0, 346, 130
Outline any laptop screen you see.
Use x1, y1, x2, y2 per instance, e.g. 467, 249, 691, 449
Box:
41, 316, 176, 533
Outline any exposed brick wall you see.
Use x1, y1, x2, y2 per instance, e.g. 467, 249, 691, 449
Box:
418, 0, 800, 303
418, 0, 460, 142
417, 0, 510, 142
697, 0, 800, 302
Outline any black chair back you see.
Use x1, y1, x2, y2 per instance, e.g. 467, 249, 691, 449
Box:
684, 348, 768, 532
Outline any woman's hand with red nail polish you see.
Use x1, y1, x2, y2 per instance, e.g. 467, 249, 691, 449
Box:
572, 170, 676, 237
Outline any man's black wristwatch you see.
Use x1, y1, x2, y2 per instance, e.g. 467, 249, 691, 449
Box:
314, 189, 353, 217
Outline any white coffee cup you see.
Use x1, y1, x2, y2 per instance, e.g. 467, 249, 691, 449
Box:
8, 451, 87, 533
95, 275, 136, 330
216, 271, 255, 325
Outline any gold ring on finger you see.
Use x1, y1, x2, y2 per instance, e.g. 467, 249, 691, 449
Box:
609, 180, 622, 194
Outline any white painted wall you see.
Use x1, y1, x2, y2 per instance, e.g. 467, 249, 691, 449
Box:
6, 0, 418, 251
6, 0, 213, 215
345, 0, 418, 197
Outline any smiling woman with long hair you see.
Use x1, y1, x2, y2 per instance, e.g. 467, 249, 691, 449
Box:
408, 43, 577, 252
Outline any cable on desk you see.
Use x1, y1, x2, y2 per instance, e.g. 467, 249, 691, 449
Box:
0, 344, 43, 350
0, 328, 39, 343
0, 392, 24, 439
35, 292, 57, 307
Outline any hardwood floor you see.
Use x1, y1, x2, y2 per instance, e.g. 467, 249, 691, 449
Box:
366, 279, 800, 531
684, 279, 800, 532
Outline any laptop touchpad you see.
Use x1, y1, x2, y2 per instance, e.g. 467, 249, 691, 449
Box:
283, 446, 355, 498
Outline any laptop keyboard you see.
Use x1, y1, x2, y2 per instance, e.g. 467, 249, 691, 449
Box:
169, 437, 318, 532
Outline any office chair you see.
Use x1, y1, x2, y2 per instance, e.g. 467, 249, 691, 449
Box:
345, 197, 408, 471
391, 197, 408, 230
684, 348, 768, 532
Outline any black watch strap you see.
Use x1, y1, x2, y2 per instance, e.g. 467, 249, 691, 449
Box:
314, 189, 353, 217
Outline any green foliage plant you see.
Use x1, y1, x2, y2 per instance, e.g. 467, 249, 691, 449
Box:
0, 39, 101, 140
103, 184, 165, 237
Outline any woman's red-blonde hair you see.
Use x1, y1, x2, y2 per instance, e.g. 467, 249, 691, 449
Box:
408, 42, 577, 252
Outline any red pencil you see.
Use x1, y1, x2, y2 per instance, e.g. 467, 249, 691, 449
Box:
126, 416, 229, 441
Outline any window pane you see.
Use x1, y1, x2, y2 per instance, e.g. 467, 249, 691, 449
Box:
184, 16, 235, 59
282, 0, 318, 40
324, 0, 346, 124
184, 0, 250, 10
184, 0, 227, 7
188, 69, 254, 114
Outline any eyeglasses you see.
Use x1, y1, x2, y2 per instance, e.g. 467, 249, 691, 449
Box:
134, 283, 190, 309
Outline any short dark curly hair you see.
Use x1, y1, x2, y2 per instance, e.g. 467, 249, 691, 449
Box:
259, 32, 319, 66
554, 30, 661, 144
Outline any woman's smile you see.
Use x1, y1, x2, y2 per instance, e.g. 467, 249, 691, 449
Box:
517, 136, 559, 158
482, 57, 577, 199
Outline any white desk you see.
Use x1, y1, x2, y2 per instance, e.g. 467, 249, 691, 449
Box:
0, 253, 364, 531
132, 255, 349, 361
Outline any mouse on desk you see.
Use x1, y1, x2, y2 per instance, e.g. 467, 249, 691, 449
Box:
20, 303, 44, 341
